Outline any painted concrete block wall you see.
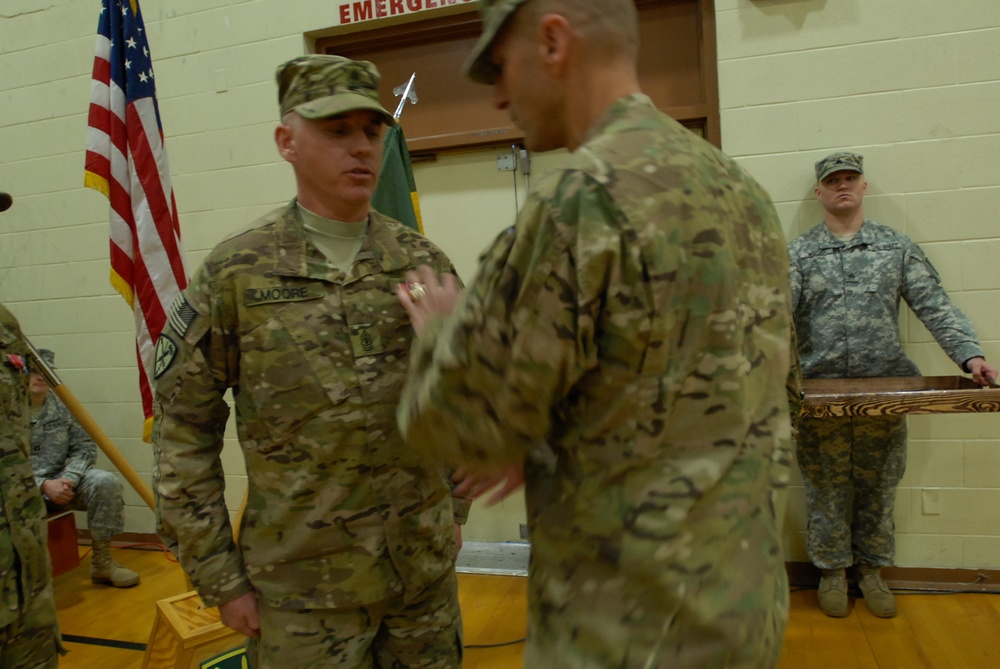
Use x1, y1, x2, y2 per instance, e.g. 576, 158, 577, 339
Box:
717, 0, 1000, 568
3, 0, 999, 567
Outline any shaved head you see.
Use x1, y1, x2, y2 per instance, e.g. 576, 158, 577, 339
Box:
514, 0, 639, 62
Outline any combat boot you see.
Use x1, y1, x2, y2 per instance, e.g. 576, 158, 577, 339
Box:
857, 564, 896, 618
91, 540, 140, 588
817, 568, 849, 617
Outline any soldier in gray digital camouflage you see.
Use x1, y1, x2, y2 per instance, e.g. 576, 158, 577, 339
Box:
153, 55, 470, 669
28, 347, 140, 588
1, 192, 63, 666
395, 1, 798, 667
789, 151, 997, 619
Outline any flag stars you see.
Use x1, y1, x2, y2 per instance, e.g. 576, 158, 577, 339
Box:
125, 59, 132, 70
126, 37, 137, 49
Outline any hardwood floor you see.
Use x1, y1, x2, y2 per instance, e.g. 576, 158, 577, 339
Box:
53, 546, 1000, 668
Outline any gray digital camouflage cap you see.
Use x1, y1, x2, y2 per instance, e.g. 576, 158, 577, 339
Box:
276, 55, 395, 125
37, 348, 55, 368
815, 152, 864, 181
463, 0, 532, 84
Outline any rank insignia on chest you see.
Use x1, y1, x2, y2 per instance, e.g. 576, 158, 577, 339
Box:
350, 324, 384, 357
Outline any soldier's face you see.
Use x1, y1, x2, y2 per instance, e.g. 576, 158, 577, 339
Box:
28, 372, 49, 396
815, 170, 867, 215
276, 110, 385, 220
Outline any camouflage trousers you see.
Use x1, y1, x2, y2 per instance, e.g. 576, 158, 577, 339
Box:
796, 415, 906, 569
44, 467, 124, 541
0, 580, 63, 669
245, 569, 462, 669
523, 550, 788, 668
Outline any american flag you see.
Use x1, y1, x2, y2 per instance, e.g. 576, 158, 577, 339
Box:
84, 0, 188, 441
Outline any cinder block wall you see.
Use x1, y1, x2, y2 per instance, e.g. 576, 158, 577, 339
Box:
716, 0, 1000, 567
2, 0, 999, 567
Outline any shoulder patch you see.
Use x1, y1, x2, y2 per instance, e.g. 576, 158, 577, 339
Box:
154, 334, 178, 379
168, 294, 199, 338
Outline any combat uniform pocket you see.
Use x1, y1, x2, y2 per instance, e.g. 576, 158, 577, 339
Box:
238, 296, 352, 443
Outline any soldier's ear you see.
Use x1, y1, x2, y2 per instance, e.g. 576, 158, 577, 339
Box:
275, 122, 296, 162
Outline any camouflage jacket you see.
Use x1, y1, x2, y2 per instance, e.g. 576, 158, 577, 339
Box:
789, 219, 982, 379
400, 94, 795, 665
154, 202, 461, 609
30, 391, 97, 490
0, 304, 52, 628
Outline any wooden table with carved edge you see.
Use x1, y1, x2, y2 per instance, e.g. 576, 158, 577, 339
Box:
801, 376, 1000, 418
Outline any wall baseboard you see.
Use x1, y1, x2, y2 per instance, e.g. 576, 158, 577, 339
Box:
787, 562, 1000, 593
80, 535, 1000, 593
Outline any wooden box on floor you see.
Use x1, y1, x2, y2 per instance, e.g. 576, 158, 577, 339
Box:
47, 511, 81, 577
141, 590, 244, 669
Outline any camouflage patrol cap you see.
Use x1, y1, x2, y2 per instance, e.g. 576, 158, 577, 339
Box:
464, 0, 532, 84
815, 152, 864, 181
276, 55, 395, 125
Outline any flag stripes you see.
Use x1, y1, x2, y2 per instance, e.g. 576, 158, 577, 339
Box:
85, 0, 187, 440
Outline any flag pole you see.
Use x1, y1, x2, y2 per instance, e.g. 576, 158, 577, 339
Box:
24, 340, 156, 512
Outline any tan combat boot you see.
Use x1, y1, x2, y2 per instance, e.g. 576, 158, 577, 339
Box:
91, 540, 140, 588
817, 568, 849, 617
857, 565, 896, 618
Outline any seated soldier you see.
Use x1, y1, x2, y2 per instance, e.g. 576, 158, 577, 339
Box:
29, 348, 139, 588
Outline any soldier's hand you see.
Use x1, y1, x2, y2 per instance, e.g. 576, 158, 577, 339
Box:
219, 591, 261, 638
41, 478, 75, 505
451, 463, 524, 507
397, 265, 462, 335
967, 356, 998, 386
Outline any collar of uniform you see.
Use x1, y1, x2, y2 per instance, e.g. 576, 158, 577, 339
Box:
271, 200, 413, 281
578, 93, 655, 149
819, 218, 872, 249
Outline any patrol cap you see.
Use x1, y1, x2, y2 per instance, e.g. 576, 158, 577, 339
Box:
276, 55, 395, 125
464, 0, 532, 84
37, 348, 56, 369
815, 152, 864, 181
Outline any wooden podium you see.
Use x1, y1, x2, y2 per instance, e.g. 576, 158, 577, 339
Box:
802, 375, 1000, 417
141, 591, 244, 669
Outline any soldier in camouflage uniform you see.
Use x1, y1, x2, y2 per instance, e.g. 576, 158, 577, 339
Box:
1, 302, 62, 666
790, 151, 997, 619
28, 348, 140, 588
396, 1, 797, 667
153, 55, 469, 669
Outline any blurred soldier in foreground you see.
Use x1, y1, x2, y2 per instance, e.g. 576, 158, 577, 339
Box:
790, 151, 996, 619
396, 1, 797, 667
29, 348, 139, 588
154, 56, 467, 668
1, 190, 62, 666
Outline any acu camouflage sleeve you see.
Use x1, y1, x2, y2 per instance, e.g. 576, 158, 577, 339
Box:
153, 265, 251, 607
899, 239, 983, 368
400, 178, 600, 469
59, 404, 97, 486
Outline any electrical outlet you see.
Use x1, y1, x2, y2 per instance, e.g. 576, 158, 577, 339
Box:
519, 523, 528, 540
496, 154, 516, 172
921, 488, 941, 515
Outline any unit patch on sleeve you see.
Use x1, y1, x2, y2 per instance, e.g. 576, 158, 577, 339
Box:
154, 334, 178, 379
